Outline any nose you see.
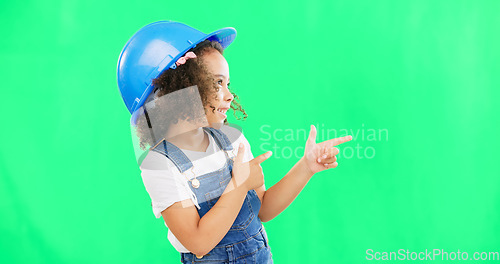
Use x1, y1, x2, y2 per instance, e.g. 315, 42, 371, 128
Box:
222, 86, 234, 103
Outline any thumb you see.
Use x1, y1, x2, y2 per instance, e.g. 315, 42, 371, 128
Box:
307, 124, 317, 145
234, 143, 245, 164
251, 151, 273, 165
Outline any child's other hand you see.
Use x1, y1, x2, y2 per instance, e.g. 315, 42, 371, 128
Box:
231, 143, 272, 191
303, 125, 352, 174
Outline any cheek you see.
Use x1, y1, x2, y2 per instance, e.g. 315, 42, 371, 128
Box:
209, 91, 224, 107
216, 89, 225, 102
204, 105, 214, 113
205, 90, 224, 111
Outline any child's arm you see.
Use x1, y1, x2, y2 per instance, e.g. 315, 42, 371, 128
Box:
161, 144, 271, 257
257, 125, 352, 222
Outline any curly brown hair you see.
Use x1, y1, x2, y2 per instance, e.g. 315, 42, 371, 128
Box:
134, 40, 247, 150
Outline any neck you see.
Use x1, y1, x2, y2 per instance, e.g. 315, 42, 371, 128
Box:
165, 120, 208, 151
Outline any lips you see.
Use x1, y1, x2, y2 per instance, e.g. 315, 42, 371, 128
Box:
216, 107, 229, 118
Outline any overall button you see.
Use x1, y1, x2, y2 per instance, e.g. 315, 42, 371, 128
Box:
191, 178, 200, 188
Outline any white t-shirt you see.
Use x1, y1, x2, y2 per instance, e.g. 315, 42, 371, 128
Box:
139, 125, 255, 253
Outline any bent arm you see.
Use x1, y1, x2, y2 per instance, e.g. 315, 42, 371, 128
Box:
161, 179, 247, 256
257, 157, 314, 222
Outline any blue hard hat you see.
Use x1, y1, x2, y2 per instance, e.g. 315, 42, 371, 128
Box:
117, 21, 236, 114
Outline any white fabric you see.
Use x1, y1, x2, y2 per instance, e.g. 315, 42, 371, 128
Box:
139, 125, 254, 253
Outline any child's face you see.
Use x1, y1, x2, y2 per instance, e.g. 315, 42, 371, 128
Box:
202, 50, 233, 125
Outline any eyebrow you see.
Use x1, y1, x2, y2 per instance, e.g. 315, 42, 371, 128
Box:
214, 74, 230, 81
214, 74, 228, 78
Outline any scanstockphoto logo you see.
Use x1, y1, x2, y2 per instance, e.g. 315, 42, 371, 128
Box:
258, 124, 388, 159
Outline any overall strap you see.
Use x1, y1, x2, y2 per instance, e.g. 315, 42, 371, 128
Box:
202, 127, 234, 151
151, 140, 193, 173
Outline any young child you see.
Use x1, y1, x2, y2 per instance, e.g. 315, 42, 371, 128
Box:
117, 21, 352, 264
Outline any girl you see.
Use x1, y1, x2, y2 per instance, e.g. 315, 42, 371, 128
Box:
117, 21, 352, 264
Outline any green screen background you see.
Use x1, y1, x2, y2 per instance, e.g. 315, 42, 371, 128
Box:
1, 0, 499, 263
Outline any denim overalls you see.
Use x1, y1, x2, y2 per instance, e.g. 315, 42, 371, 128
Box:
152, 127, 273, 264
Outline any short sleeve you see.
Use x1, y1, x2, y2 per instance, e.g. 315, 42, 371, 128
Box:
140, 151, 191, 218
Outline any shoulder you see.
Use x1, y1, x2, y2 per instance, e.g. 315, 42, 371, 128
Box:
139, 149, 188, 201
139, 148, 176, 171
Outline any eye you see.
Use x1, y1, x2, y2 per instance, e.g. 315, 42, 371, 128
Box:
227, 82, 231, 87
217, 79, 223, 85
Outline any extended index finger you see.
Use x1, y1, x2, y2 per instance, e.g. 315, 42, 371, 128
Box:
250, 151, 273, 165
326, 135, 353, 146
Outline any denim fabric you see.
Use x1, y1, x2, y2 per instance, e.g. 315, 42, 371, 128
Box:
154, 127, 273, 264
